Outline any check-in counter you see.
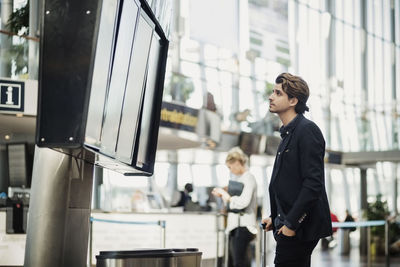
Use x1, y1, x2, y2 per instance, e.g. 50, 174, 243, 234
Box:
90, 211, 225, 266
0, 209, 225, 266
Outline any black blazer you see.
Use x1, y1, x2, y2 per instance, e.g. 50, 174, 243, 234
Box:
269, 114, 332, 241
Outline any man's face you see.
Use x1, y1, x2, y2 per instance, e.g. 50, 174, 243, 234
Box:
268, 83, 295, 114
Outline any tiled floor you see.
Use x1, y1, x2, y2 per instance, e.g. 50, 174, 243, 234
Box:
261, 243, 400, 267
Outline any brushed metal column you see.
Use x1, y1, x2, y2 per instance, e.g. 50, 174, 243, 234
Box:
24, 147, 94, 267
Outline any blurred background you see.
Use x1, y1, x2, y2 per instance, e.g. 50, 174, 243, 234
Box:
1, 0, 400, 266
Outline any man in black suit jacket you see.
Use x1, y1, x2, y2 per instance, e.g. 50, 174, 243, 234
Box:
262, 73, 332, 267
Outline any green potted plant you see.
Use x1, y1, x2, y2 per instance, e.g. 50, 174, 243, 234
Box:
365, 194, 389, 255
165, 73, 194, 103
6, 1, 29, 76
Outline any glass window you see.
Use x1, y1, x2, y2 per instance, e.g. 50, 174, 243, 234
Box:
367, 168, 381, 198
373, 0, 383, 38
377, 162, 390, 197
396, 1, 400, 44
343, 24, 355, 102
308, 0, 322, 9
192, 164, 212, 187
343, 0, 353, 24
373, 39, 384, 106
218, 52, 237, 73
185, 77, 203, 108
251, 166, 266, 198
353, 0, 362, 28
180, 38, 200, 62
383, 42, 393, 106
220, 84, 233, 127
330, 116, 340, 150
330, 169, 346, 213
366, 0, 374, 33
177, 163, 193, 190
397, 47, 400, 102
344, 105, 360, 151
309, 95, 325, 135
382, 0, 391, 40
339, 108, 350, 151
180, 61, 201, 79
239, 58, 252, 76
353, 29, 363, 106
216, 164, 230, 186
203, 44, 219, 67
347, 168, 361, 215
367, 35, 375, 106
239, 77, 254, 111
254, 57, 268, 79
204, 67, 218, 84
370, 112, 380, 150
154, 162, 170, 188
335, 0, 344, 20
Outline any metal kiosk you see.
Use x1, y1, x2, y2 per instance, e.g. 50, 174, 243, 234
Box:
24, 0, 170, 266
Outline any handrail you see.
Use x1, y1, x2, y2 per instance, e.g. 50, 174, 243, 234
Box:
90, 217, 165, 226
332, 220, 386, 228
0, 29, 39, 42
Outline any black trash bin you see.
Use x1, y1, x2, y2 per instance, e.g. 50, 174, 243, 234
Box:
96, 248, 202, 267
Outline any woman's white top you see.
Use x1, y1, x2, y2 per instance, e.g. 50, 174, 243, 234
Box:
226, 170, 257, 235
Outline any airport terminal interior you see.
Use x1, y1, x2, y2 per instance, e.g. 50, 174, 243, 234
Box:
1, 0, 400, 266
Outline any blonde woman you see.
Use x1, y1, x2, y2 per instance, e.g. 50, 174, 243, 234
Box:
212, 147, 257, 267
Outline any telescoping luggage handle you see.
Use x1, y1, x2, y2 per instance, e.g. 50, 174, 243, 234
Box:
260, 223, 267, 267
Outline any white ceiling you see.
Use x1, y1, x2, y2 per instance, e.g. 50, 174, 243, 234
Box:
0, 114, 36, 144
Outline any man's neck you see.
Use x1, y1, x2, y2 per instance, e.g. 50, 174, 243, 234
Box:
279, 109, 298, 126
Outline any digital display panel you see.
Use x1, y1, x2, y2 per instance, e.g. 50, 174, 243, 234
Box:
100, 0, 140, 157
116, 10, 155, 164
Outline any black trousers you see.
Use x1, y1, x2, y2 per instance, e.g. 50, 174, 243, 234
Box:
228, 227, 256, 267
274, 233, 319, 267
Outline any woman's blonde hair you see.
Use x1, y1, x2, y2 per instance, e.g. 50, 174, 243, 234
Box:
225, 147, 248, 165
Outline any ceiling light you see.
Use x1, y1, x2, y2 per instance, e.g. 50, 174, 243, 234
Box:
5, 135, 10, 140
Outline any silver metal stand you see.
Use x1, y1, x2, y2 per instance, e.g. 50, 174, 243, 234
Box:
24, 146, 94, 267
261, 229, 267, 267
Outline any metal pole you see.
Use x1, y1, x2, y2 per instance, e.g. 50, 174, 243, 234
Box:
159, 220, 166, 248
255, 226, 260, 267
261, 229, 266, 267
367, 226, 371, 267
215, 214, 220, 267
224, 233, 229, 267
360, 168, 368, 255
385, 220, 390, 267
89, 219, 93, 267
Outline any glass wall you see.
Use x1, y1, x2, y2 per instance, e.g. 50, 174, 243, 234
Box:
0, 0, 38, 79
164, 0, 290, 130
288, 0, 400, 217
100, 0, 400, 219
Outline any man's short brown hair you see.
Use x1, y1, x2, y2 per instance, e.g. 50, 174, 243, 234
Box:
275, 73, 310, 114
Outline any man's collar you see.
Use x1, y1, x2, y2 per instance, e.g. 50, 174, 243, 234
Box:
279, 114, 303, 138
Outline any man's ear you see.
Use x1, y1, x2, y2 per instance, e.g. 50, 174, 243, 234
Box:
289, 97, 298, 107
